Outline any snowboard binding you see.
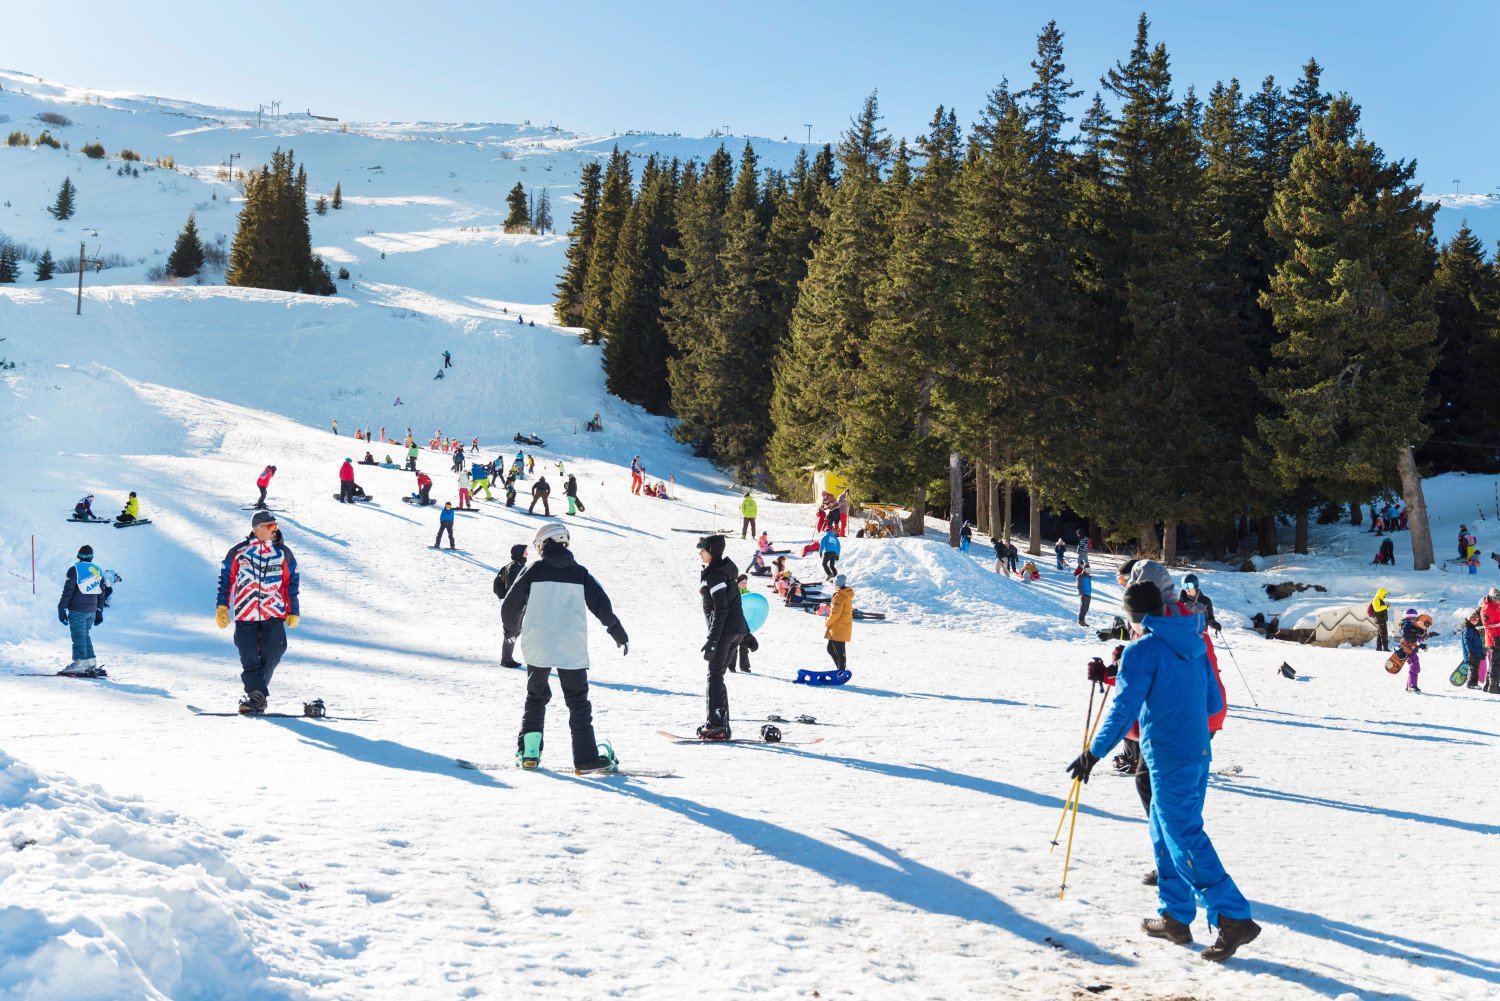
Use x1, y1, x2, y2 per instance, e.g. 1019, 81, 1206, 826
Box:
759, 724, 782, 744
303, 699, 327, 719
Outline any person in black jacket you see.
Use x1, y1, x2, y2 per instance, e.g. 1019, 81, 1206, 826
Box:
530, 475, 552, 516
58, 544, 108, 675
1178, 574, 1221, 634
501, 523, 628, 773
493, 544, 529, 668
696, 534, 747, 739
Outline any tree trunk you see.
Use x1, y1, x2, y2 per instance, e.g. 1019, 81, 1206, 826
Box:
1137, 522, 1157, 558
974, 458, 990, 535
1002, 479, 1013, 547
1294, 506, 1309, 554
906, 483, 926, 537
1397, 444, 1435, 571
1349, 503, 1362, 527
1027, 484, 1042, 555
948, 451, 963, 547
1162, 520, 1177, 564
1257, 515, 1278, 557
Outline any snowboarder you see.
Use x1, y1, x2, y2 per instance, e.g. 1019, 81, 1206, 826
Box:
564, 474, 585, 515
215, 511, 301, 715
451, 444, 465, 472
529, 475, 551, 516
73, 494, 97, 520
1066, 578, 1259, 962
825, 574, 853, 674
443, 349, 452, 368
338, 458, 357, 503
504, 476, 518, 508
470, 461, 493, 501
255, 465, 276, 509
1178, 574, 1221, 634
414, 470, 433, 506
502, 522, 628, 773
630, 456, 644, 495
757, 532, 773, 553
435, 502, 456, 550
740, 492, 758, 539
58, 544, 107, 676
1482, 588, 1500, 694
1075, 566, 1092, 626
959, 521, 973, 553
1370, 588, 1392, 652
696, 534, 747, 740
1462, 609, 1484, 690
456, 469, 473, 510
115, 492, 140, 525
1054, 537, 1066, 570
405, 444, 419, 471
493, 544, 529, 668
819, 526, 841, 581
1398, 608, 1431, 693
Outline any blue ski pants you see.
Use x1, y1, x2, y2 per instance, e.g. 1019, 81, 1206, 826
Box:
1147, 756, 1251, 927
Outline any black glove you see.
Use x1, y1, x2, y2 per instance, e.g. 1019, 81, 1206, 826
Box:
1210, 621, 1222, 635
702, 641, 717, 662
58, 608, 68, 625
1066, 750, 1100, 784
743, 633, 759, 653
607, 622, 628, 650
1419, 643, 1428, 651
1086, 658, 1106, 684
94, 611, 103, 626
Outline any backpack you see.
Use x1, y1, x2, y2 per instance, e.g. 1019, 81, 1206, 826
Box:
493, 562, 518, 600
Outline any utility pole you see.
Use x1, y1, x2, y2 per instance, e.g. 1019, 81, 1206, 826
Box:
75, 242, 103, 316
804, 124, 812, 144
227, 152, 241, 181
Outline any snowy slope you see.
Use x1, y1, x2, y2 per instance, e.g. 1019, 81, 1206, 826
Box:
2, 72, 1500, 1001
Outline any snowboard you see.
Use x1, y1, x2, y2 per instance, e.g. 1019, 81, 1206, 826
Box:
332, 494, 376, 503
1451, 661, 1472, 687
239, 506, 291, 512
429, 547, 468, 553
67, 516, 110, 524
455, 758, 674, 778
1384, 638, 1418, 674
656, 730, 825, 746
401, 496, 437, 506
186, 704, 373, 721
113, 519, 153, 529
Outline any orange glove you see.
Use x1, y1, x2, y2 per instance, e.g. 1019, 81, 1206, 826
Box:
286, 614, 300, 629
215, 606, 230, 629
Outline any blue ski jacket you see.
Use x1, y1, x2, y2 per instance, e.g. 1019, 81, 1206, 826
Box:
1462, 622, 1484, 661
820, 531, 841, 556
1089, 612, 1220, 769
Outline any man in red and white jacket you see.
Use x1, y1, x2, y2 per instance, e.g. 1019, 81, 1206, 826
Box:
216, 510, 301, 714
254, 465, 276, 510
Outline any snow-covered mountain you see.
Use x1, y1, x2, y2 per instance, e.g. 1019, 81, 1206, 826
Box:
2, 71, 1498, 1001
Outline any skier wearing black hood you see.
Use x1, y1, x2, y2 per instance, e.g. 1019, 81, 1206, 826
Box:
696, 534, 748, 739
493, 543, 529, 668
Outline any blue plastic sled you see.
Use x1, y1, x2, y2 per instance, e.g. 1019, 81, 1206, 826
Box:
742, 592, 770, 633
795, 669, 852, 686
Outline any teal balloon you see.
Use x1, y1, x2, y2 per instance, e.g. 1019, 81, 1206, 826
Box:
742, 591, 770, 633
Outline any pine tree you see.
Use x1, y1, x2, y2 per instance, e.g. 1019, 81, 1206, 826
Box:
580, 148, 634, 342
504, 182, 531, 231
0, 246, 18, 283
227, 148, 328, 294
555, 161, 602, 326
1256, 96, 1439, 561
34, 249, 54, 281
1283, 58, 1329, 170
765, 144, 835, 338
534, 188, 553, 233
602, 157, 679, 413
167, 212, 205, 279
49, 177, 75, 220
331, 181, 342, 209
767, 93, 893, 493
314, 195, 328, 215
1422, 225, 1500, 471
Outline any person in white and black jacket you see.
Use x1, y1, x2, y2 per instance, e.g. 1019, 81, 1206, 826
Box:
501, 523, 627, 772
696, 534, 748, 740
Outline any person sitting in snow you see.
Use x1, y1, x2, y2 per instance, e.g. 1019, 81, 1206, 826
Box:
1372, 538, 1395, 565
1020, 560, 1041, 582
73, 494, 97, 520
116, 492, 140, 525
360, 452, 377, 466
757, 532, 773, 553
748, 550, 772, 577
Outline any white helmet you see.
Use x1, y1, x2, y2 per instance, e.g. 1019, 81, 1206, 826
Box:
533, 522, 570, 554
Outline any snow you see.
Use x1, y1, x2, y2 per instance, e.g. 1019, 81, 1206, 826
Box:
2, 72, 1500, 1001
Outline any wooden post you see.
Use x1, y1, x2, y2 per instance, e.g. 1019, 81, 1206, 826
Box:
76, 241, 85, 315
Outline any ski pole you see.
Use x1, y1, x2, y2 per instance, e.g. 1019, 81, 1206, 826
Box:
1050, 683, 1097, 848
1216, 634, 1259, 707
1059, 686, 1111, 898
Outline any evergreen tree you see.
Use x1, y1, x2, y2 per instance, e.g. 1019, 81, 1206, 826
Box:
764, 144, 835, 339
1256, 96, 1439, 558
49, 177, 75, 220
555, 161, 602, 326
227, 148, 326, 294
580, 148, 634, 343
1422, 224, 1500, 471
767, 93, 893, 493
0, 246, 17, 283
331, 181, 342, 209
34, 249, 54, 281
314, 195, 328, 215
504, 182, 531, 231
1283, 58, 1329, 170
602, 156, 679, 413
167, 212, 205, 279
534, 188, 553, 233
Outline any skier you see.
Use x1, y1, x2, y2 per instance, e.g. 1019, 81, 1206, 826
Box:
1075, 566, 1092, 626
414, 470, 433, 506
470, 461, 493, 501
564, 473, 585, 515
435, 502, 456, 550
825, 574, 853, 674
255, 465, 276, 509
530, 475, 552, 516
57, 544, 107, 676
1370, 588, 1392, 652
493, 543, 530, 668
338, 458, 357, 503
696, 534, 747, 739
1398, 608, 1431, 693
73, 494, 97, 520
1076, 529, 1091, 568
215, 511, 301, 715
959, 520, 973, 553
740, 492, 758, 540
502, 523, 628, 773
1054, 537, 1066, 570
451, 444, 465, 473
115, 492, 140, 525
1066, 578, 1259, 962
630, 455, 644, 495
443, 349, 452, 368
1178, 574, 1221, 634
1461, 609, 1484, 690
1482, 588, 1500, 694
331, 418, 338, 435
456, 468, 473, 510
819, 526, 841, 581
405, 443, 419, 471
504, 476, 518, 508
527, 454, 535, 474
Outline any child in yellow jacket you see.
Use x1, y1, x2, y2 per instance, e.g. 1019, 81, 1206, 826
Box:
824, 575, 853, 672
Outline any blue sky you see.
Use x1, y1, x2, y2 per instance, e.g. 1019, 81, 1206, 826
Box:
8, 0, 1499, 238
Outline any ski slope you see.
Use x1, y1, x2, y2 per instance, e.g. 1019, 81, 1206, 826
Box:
2, 72, 1500, 1001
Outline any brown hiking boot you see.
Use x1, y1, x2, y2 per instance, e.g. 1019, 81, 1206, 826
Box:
1201, 916, 1261, 962
1142, 914, 1194, 944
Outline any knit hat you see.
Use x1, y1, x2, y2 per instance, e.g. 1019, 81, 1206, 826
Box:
1491, 587, 1500, 600
509, 544, 528, 561
1122, 581, 1165, 623
697, 534, 726, 560
1403, 608, 1419, 619
251, 510, 277, 528
834, 574, 847, 589
1126, 559, 1177, 604
76, 545, 93, 560
1182, 573, 1199, 589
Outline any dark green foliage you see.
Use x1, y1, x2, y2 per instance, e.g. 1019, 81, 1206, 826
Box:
80, 141, 105, 159
119, 148, 140, 162
167, 212, 205, 279
34, 249, 54, 281
337, 266, 350, 280
1422, 225, 1500, 471
534, 188, 552, 233
49, 177, 75, 219
227, 148, 329, 295
504, 182, 530, 231
34, 131, 60, 149
603, 157, 679, 414
555, 161, 601, 326
314, 195, 328, 215
6, 130, 30, 146
663, 148, 733, 437
0, 247, 18, 283
331, 181, 342, 209
580, 148, 634, 342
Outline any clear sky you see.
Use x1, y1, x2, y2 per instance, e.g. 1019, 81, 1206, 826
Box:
5, 0, 1498, 198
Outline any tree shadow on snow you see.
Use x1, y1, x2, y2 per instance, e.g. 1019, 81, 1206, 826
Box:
1246, 706, 1500, 741
583, 780, 1134, 967
272, 513, 351, 548
1215, 782, 1500, 836
264, 719, 509, 789
1234, 708, 1486, 746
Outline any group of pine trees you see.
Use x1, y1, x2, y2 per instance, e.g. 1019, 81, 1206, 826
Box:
227, 148, 335, 295
504, 183, 553, 233
558, 16, 1489, 561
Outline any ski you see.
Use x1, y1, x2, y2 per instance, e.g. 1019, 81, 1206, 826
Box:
186, 704, 374, 721
455, 758, 675, 778
671, 528, 732, 534
429, 547, 468, 552
113, 519, 153, 529
656, 730, 824, 746
734, 715, 839, 727
15, 669, 109, 679
240, 506, 291, 512
66, 516, 110, 524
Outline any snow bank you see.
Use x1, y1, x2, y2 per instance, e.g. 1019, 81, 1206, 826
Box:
0, 749, 308, 1001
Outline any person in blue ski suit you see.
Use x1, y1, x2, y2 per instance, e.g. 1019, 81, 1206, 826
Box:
1067, 579, 1259, 961
819, 528, 841, 580
959, 521, 973, 553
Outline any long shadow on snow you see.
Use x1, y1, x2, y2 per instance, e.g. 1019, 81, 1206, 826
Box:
589, 679, 698, 699
272, 513, 351, 548
581, 778, 1133, 966
1, 665, 174, 700
263, 718, 509, 789
1250, 706, 1500, 741
1215, 781, 1500, 836
1234, 709, 1486, 746
757, 674, 1046, 709
357, 504, 422, 526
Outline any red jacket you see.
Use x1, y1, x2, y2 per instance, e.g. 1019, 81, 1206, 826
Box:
256, 467, 274, 488
1481, 597, 1500, 648
339, 461, 354, 481
416, 472, 432, 489
1106, 601, 1227, 737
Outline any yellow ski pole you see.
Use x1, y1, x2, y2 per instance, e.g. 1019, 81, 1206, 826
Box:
1050, 681, 1097, 850
1060, 686, 1111, 899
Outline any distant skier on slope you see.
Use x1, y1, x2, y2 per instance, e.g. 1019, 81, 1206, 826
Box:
215, 511, 301, 715
255, 465, 276, 510
115, 492, 140, 525
502, 522, 628, 773
435, 502, 456, 550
